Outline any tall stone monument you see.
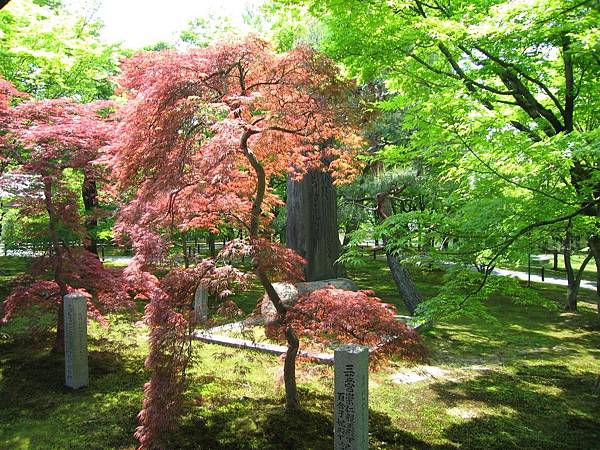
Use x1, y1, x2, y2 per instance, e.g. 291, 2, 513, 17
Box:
194, 285, 209, 324
64, 293, 89, 389
334, 344, 369, 450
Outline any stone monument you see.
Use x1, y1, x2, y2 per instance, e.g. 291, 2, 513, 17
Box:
334, 344, 369, 450
194, 285, 209, 324
64, 293, 89, 389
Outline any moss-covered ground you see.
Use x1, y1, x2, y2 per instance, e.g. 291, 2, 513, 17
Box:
1, 257, 599, 449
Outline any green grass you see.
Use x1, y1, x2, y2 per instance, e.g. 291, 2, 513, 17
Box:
0, 256, 30, 299
1, 257, 599, 449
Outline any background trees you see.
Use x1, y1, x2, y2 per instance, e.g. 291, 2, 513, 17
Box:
0, 0, 124, 256
0, 84, 131, 350
284, 0, 600, 319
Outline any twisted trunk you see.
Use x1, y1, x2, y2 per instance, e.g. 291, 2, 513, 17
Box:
241, 129, 299, 411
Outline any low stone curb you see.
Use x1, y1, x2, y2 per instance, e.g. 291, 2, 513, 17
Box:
193, 313, 426, 364
192, 328, 335, 364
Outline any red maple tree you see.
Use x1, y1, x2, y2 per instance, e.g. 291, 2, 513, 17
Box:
107, 36, 359, 445
125, 235, 249, 449
0, 86, 131, 349
286, 288, 426, 364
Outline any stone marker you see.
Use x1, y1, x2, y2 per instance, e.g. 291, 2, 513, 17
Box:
194, 285, 209, 323
64, 293, 89, 389
334, 344, 369, 450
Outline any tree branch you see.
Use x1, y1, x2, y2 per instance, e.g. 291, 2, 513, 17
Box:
562, 33, 575, 132
469, 45, 566, 118
451, 126, 573, 205
459, 196, 600, 307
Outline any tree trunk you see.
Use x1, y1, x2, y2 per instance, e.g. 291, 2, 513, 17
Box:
43, 176, 68, 352
286, 169, 344, 281
563, 219, 594, 311
241, 129, 299, 411
383, 237, 422, 315
564, 226, 577, 311
207, 234, 216, 258
565, 253, 593, 311
587, 235, 600, 322
256, 266, 299, 411
376, 193, 422, 315
283, 326, 300, 410
82, 169, 99, 256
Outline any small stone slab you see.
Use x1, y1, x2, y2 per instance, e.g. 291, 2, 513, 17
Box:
194, 285, 209, 323
334, 344, 369, 450
394, 314, 431, 331
390, 365, 452, 384
64, 293, 89, 389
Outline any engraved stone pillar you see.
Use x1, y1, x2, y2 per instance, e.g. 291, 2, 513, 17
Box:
194, 285, 209, 324
334, 344, 369, 450
64, 293, 89, 389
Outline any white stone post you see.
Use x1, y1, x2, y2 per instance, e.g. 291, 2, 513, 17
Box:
64, 293, 89, 389
194, 285, 209, 324
334, 344, 369, 450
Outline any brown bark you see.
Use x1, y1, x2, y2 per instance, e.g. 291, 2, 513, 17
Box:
241, 129, 299, 411
376, 193, 422, 315
587, 236, 600, 322
82, 169, 99, 256
207, 234, 216, 258
286, 169, 344, 281
43, 176, 68, 352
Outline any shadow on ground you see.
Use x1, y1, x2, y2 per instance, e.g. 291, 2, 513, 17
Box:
0, 334, 146, 449
175, 388, 455, 450
428, 364, 600, 450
